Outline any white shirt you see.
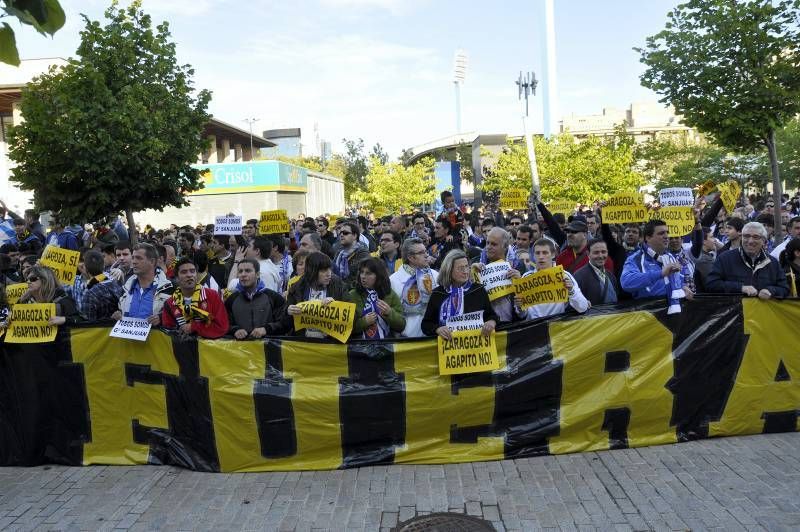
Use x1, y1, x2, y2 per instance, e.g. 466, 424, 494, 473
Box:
390, 266, 439, 338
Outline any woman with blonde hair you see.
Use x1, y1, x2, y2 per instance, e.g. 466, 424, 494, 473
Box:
422, 250, 497, 340
18, 265, 82, 326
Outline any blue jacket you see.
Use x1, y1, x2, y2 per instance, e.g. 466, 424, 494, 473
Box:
45, 230, 79, 251
620, 249, 669, 300
707, 248, 789, 296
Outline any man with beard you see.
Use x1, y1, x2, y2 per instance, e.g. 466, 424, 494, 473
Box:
557, 218, 613, 274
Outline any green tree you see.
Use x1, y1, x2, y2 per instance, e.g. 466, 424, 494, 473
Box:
482, 128, 645, 203
341, 138, 369, 201
0, 0, 65, 66
370, 142, 389, 165
637, 0, 800, 240
8, 1, 210, 243
351, 157, 436, 213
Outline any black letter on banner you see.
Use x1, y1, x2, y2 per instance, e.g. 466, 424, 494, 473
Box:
124, 335, 220, 471
462, 321, 563, 458
339, 342, 405, 467
602, 351, 631, 449
661, 298, 747, 440
763, 359, 797, 432
0, 334, 90, 465
253, 339, 296, 458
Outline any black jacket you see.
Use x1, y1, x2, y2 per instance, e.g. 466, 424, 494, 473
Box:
421, 282, 498, 336
573, 263, 621, 306
225, 287, 286, 335
707, 248, 789, 296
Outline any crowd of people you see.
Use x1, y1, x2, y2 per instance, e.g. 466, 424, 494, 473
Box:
0, 187, 798, 343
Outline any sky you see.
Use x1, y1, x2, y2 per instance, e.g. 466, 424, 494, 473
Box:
10, 0, 679, 159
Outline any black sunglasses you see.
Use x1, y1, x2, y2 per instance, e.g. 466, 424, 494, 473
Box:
339, 231, 352, 236
27, 276, 39, 282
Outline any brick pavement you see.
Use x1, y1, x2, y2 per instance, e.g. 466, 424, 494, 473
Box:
0, 433, 798, 531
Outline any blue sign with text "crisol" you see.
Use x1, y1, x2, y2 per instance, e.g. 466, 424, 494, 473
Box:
190, 161, 308, 195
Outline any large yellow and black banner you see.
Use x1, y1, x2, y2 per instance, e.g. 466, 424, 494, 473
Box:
0, 296, 798, 472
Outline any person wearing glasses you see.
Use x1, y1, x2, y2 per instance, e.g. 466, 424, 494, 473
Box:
707, 222, 789, 299
332, 221, 371, 290
557, 217, 613, 275
373, 230, 402, 273
390, 237, 438, 338
316, 217, 337, 247
409, 212, 431, 245
422, 250, 497, 340
18, 266, 82, 327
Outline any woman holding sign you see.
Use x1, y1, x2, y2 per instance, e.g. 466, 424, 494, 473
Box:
422, 250, 497, 340
349, 258, 405, 339
17, 266, 82, 326
283, 252, 352, 339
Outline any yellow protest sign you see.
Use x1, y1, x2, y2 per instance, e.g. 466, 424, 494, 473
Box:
512, 266, 569, 310
647, 207, 696, 237
499, 189, 530, 211
602, 192, 647, 224
258, 210, 290, 235
5, 283, 28, 306
40, 245, 80, 285
697, 180, 716, 198
292, 300, 356, 343
438, 330, 500, 376
547, 200, 574, 215
6, 303, 57, 343
717, 180, 741, 213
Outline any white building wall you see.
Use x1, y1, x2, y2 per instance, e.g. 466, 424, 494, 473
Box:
306, 171, 344, 217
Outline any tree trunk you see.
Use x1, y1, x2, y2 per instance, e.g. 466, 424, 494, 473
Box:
125, 208, 138, 246
765, 129, 784, 243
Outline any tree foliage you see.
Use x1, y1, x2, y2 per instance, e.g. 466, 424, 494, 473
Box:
637, 0, 800, 238
428, 143, 474, 183
260, 154, 324, 172
0, 0, 65, 66
351, 157, 436, 213
341, 138, 369, 201
482, 128, 645, 202
8, 1, 210, 236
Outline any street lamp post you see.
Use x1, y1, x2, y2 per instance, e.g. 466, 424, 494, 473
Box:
243, 118, 260, 160
516, 71, 540, 204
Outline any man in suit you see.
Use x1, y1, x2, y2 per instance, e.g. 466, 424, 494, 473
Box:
573, 239, 620, 305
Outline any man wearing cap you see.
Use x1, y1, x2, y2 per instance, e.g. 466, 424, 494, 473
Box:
556, 217, 613, 274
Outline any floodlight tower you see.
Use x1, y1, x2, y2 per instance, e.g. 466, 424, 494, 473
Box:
516, 71, 540, 200
243, 117, 260, 160
453, 49, 468, 133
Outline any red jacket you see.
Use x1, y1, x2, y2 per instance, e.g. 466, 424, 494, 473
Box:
556, 245, 613, 275
161, 286, 229, 339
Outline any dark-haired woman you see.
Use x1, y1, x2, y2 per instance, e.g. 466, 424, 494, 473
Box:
283, 251, 352, 338
349, 258, 405, 339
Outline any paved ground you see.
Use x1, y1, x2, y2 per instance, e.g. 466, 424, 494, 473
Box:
0, 433, 798, 531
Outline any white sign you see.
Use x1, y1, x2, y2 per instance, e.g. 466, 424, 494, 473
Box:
446, 310, 484, 332
110, 318, 152, 341
659, 188, 694, 207
214, 215, 243, 235
480, 261, 514, 301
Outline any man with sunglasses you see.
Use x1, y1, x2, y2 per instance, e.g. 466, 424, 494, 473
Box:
332, 221, 370, 290
557, 217, 613, 274
316, 217, 337, 247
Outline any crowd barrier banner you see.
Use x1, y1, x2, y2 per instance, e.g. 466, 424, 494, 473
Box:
0, 296, 798, 472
